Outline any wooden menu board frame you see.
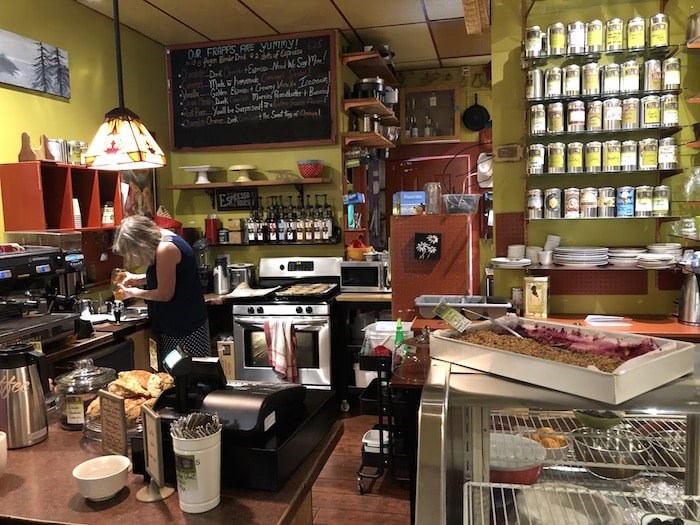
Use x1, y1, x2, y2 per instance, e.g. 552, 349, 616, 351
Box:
167, 29, 337, 151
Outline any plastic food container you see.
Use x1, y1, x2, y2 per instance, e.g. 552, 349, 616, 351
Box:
54, 359, 116, 432
489, 432, 546, 484
415, 295, 511, 320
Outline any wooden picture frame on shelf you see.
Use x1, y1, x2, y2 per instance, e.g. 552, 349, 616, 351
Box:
121, 169, 156, 218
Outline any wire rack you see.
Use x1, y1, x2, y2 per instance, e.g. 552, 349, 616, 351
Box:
462, 410, 696, 524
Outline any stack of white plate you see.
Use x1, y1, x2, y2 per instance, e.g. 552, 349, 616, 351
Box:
607, 248, 647, 267
646, 243, 682, 260
491, 257, 531, 268
552, 246, 609, 267
637, 253, 677, 269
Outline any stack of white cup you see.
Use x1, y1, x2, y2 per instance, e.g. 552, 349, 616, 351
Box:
525, 246, 543, 262
540, 235, 561, 265
507, 244, 526, 260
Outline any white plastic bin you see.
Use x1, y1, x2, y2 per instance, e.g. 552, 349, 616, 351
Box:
362, 321, 412, 356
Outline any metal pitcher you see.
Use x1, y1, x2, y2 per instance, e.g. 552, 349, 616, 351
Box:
679, 271, 700, 326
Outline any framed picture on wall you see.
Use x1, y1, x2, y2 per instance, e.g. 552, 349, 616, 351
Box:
121, 169, 156, 218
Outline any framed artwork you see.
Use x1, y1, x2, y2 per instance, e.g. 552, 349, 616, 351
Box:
0, 28, 71, 98
122, 169, 156, 218
414, 233, 441, 260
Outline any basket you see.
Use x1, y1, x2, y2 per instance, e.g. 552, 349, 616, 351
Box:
297, 159, 324, 178
442, 193, 480, 215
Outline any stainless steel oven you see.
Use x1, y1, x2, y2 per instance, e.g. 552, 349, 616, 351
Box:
231, 257, 341, 389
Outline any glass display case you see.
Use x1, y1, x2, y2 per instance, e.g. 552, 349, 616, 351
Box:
416, 354, 700, 524
399, 86, 460, 144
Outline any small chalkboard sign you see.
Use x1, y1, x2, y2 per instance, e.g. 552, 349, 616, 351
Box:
216, 187, 258, 211
167, 29, 336, 151
99, 389, 127, 456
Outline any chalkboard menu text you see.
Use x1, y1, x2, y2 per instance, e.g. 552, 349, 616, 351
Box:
216, 188, 258, 211
168, 30, 336, 150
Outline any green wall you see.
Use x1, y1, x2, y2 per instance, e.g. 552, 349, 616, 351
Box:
491, 0, 700, 315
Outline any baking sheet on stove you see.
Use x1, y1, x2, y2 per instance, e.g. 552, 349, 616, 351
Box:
224, 283, 280, 298
276, 283, 337, 296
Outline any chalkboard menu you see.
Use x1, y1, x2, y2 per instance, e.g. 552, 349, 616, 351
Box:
167, 30, 336, 150
216, 187, 258, 211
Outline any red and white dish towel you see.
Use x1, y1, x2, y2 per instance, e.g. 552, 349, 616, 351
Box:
264, 319, 298, 383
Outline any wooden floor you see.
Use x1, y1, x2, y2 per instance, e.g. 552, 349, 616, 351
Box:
311, 411, 411, 524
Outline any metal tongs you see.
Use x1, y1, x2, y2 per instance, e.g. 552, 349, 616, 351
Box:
461, 308, 523, 338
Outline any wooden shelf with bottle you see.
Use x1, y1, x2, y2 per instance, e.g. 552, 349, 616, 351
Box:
342, 51, 398, 86
167, 178, 328, 190
342, 98, 399, 125
342, 131, 394, 149
399, 85, 460, 144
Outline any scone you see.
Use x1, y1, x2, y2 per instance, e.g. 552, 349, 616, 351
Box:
86, 397, 101, 418
146, 371, 174, 398
119, 369, 153, 390
108, 374, 149, 398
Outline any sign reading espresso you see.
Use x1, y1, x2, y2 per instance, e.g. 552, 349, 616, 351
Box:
167, 29, 336, 150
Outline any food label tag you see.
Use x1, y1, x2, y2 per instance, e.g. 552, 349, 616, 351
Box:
433, 302, 472, 332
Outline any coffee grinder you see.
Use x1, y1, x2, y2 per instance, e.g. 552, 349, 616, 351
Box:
192, 236, 212, 293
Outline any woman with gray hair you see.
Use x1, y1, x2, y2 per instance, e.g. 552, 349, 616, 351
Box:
112, 215, 210, 358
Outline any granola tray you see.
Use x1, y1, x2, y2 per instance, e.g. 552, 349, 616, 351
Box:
430, 317, 695, 405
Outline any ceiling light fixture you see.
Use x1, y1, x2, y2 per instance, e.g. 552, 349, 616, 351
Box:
84, 0, 166, 171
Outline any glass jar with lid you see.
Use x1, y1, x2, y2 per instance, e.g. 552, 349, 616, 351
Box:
54, 358, 116, 431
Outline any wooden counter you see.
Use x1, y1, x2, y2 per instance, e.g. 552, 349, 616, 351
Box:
335, 292, 392, 303
0, 420, 343, 525
412, 315, 700, 342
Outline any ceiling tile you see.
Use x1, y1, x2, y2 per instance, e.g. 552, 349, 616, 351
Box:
424, 0, 466, 20
149, 0, 275, 41
355, 24, 436, 66
240, 0, 349, 34
334, 0, 426, 27
430, 19, 490, 58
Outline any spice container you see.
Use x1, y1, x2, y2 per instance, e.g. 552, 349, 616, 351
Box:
598, 187, 616, 217
526, 69, 543, 99
564, 188, 580, 218
658, 137, 679, 170
603, 98, 622, 130
567, 142, 583, 172
653, 185, 671, 216
567, 101, 585, 132
644, 59, 662, 91
101, 202, 115, 226
586, 20, 604, 52
627, 17, 646, 50
603, 140, 621, 172
635, 185, 653, 217
54, 359, 117, 431
527, 189, 543, 219
547, 143, 565, 173
641, 95, 661, 128
563, 64, 580, 96
544, 67, 562, 98
639, 138, 658, 170
586, 100, 603, 131
582, 62, 600, 95
530, 104, 546, 134
621, 140, 638, 171
547, 102, 564, 133
620, 60, 640, 93
585, 141, 602, 172
605, 18, 624, 51
544, 188, 562, 218
616, 186, 635, 217
661, 93, 679, 127
602, 63, 620, 94
621, 97, 640, 129
525, 26, 544, 58
663, 57, 681, 90
548, 23, 566, 55
580, 187, 598, 218
649, 13, 669, 48
567, 21, 586, 54
527, 144, 545, 174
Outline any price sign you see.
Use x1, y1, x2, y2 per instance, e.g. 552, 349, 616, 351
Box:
433, 302, 472, 333
142, 405, 164, 486
99, 389, 128, 456
216, 188, 258, 211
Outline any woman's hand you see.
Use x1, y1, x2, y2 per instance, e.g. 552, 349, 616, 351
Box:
121, 271, 146, 287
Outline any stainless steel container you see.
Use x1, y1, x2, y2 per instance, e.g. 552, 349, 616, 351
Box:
567, 142, 583, 172
598, 187, 616, 217
627, 16, 646, 50
621, 140, 638, 171
603, 140, 621, 172
228, 262, 255, 287
529, 104, 546, 134
525, 26, 544, 57
548, 22, 566, 55
621, 97, 640, 129
567, 100, 585, 132
644, 59, 662, 91
547, 143, 565, 173
653, 185, 671, 216
663, 57, 681, 90
606, 18, 624, 51
603, 98, 622, 130
602, 63, 620, 94
582, 62, 601, 95
586, 100, 603, 131
635, 185, 653, 217
564, 187, 580, 218
661, 93, 679, 126
527, 144, 545, 174
585, 141, 602, 172
563, 64, 581, 96
526, 69, 543, 99
580, 187, 598, 218
544, 67, 562, 97
547, 102, 564, 133
659, 137, 679, 170
621, 60, 640, 92
544, 188, 561, 218
650, 13, 670, 48
641, 94, 661, 128
527, 189, 543, 219
567, 21, 586, 54
586, 19, 604, 52
639, 138, 658, 170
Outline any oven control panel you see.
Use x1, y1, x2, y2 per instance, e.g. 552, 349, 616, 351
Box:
232, 303, 331, 316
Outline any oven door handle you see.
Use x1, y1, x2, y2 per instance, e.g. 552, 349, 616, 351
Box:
233, 317, 328, 329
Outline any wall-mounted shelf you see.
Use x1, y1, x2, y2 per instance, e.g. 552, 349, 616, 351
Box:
522, 44, 678, 68
526, 168, 682, 182
342, 132, 394, 149
526, 216, 674, 222
526, 89, 681, 105
343, 98, 399, 125
526, 125, 682, 144
342, 51, 398, 86
167, 178, 328, 190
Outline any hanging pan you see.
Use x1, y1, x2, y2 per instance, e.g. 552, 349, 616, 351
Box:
462, 94, 490, 132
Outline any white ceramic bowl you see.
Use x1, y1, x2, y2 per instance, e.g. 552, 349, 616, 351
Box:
72, 455, 130, 501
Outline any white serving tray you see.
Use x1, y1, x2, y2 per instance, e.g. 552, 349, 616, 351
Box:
430, 317, 695, 405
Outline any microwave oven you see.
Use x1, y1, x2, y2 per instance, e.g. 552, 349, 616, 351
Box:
340, 261, 391, 293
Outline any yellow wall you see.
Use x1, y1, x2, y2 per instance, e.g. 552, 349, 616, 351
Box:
0, 0, 170, 233
491, 0, 699, 315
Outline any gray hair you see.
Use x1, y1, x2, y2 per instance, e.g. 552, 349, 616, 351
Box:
112, 215, 161, 268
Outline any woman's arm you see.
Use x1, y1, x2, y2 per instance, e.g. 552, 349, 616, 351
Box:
120, 242, 180, 302
121, 271, 146, 287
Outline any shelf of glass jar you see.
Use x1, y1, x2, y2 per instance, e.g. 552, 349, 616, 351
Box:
525, 168, 682, 181
525, 88, 681, 105
521, 45, 678, 69
525, 125, 681, 143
